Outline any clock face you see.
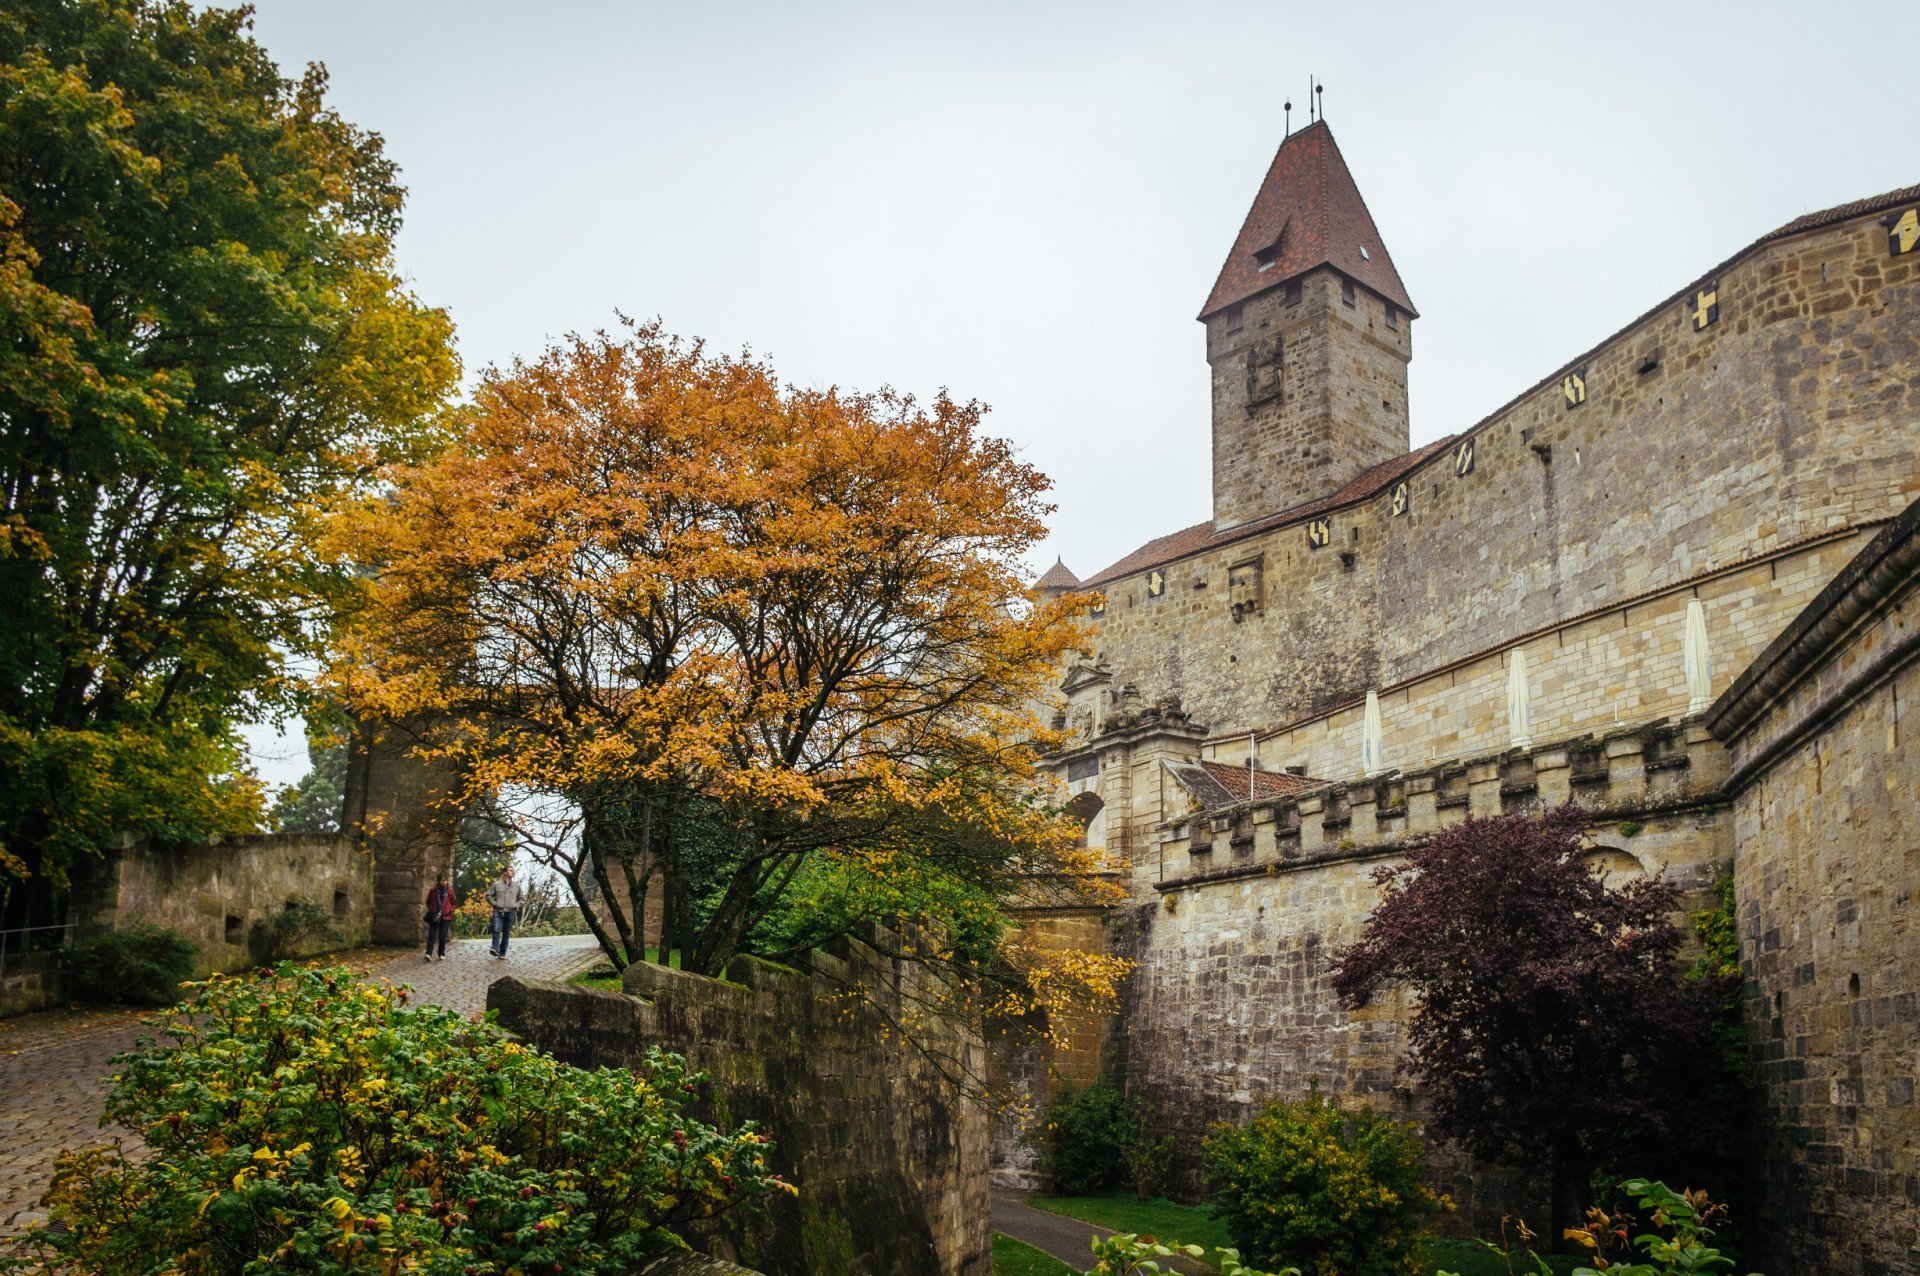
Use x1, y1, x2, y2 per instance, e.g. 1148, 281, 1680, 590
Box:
1389, 481, 1409, 517
1306, 517, 1331, 549
1147, 569, 1165, 597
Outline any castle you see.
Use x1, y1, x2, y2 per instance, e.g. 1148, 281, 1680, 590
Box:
1023, 121, 1920, 1274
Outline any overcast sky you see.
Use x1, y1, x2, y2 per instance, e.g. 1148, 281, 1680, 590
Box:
238, 0, 1914, 787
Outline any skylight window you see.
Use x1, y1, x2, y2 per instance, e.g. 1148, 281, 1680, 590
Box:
1255, 246, 1277, 272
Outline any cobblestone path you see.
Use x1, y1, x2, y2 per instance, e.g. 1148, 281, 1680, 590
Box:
0, 934, 604, 1235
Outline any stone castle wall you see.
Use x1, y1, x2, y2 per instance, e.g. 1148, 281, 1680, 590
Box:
490, 927, 990, 1276
1090, 203, 1919, 739
1709, 501, 1920, 1275
1114, 719, 1731, 1228
82, 833, 371, 976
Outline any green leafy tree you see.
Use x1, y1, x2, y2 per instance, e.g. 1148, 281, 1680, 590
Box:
0, 0, 457, 922
268, 740, 347, 835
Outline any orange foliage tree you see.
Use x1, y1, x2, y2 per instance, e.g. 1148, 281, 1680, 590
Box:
328, 323, 1118, 1015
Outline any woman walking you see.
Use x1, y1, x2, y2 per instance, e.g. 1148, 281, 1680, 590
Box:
424, 874, 456, 962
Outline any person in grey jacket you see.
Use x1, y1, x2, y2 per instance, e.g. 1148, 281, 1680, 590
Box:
486, 864, 526, 959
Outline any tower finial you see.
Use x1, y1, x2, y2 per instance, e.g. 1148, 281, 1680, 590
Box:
1315, 81, 1324, 121
1284, 99, 1291, 137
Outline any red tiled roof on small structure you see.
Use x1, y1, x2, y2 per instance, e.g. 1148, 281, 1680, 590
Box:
1034, 557, 1081, 591
1197, 760, 1320, 802
1199, 121, 1416, 321
1081, 436, 1455, 588
1166, 758, 1324, 809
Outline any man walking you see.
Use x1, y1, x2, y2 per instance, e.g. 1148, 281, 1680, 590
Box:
486, 863, 526, 960
424, 873, 455, 962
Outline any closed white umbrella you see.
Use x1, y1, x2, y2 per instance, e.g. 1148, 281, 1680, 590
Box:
1685, 597, 1714, 713
1362, 690, 1385, 777
1507, 647, 1532, 750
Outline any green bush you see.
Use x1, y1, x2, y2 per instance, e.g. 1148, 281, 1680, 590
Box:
68, 925, 197, 1007
1045, 1080, 1139, 1195
248, 900, 340, 962
12, 964, 785, 1274
1202, 1085, 1442, 1276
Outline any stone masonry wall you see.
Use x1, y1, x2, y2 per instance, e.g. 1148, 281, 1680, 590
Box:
1710, 499, 1920, 1274
82, 833, 371, 976
1092, 202, 1919, 739
1209, 268, 1411, 529
489, 928, 990, 1276
1118, 721, 1731, 1230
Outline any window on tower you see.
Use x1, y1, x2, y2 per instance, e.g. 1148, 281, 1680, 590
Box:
1285, 280, 1303, 305
1342, 278, 1357, 306
1255, 246, 1277, 272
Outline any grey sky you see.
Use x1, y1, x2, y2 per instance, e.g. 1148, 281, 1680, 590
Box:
239, 0, 1914, 786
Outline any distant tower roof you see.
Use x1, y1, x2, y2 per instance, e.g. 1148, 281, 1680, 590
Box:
1035, 557, 1081, 592
1198, 121, 1417, 322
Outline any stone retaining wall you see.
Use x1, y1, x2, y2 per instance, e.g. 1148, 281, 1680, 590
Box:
489, 927, 990, 1276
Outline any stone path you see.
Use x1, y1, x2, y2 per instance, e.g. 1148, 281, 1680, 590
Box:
990, 1192, 1213, 1275
0, 935, 604, 1236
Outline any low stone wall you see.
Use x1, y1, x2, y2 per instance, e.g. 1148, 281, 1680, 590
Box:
0, 948, 65, 1018
81, 834, 372, 976
489, 929, 990, 1276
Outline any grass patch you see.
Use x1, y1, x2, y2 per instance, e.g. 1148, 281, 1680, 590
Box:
993, 1232, 1078, 1275
1023, 1196, 1583, 1276
1418, 1238, 1584, 1276
1026, 1192, 1233, 1254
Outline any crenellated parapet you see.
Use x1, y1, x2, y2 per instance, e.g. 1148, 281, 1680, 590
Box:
1159, 716, 1729, 890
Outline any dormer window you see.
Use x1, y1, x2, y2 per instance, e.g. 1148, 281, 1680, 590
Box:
1255, 246, 1277, 272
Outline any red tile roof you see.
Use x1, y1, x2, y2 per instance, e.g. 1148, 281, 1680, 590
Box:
1082, 436, 1455, 588
1196, 760, 1322, 803
1033, 557, 1081, 590
1199, 122, 1417, 321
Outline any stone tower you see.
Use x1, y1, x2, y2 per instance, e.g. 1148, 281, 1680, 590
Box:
1200, 122, 1417, 530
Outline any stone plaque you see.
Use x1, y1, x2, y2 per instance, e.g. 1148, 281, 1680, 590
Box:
1228, 557, 1264, 620
1244, 334, 1284, 409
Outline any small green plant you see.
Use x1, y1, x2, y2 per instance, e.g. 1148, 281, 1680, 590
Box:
1615, 820, 1643, 839
67, 925, 197, 1007
1088, 1233, 1299, 1276
9, 964, 784, 1274
1123, 1122, 1175, 1202
248, 899, 340, 962
1045, 1080, 1139, 1195
1202, 1082, 1443, 1276
1433, 1180, 1761, 1276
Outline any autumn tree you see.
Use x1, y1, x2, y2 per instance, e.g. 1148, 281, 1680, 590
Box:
329, 323, 1112, 1008
0, 0, 458, 926
1331, 807, 1741, 1234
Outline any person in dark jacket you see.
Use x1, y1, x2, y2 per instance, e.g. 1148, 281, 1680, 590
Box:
424, 874, 455, 962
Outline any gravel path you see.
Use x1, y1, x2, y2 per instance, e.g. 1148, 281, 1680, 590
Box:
0, 935, 605, 1236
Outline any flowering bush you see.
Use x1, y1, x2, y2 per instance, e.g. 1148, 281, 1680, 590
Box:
1435, 1178, 1762, 1276
1201, 1084, 1442, 1276
10, 965, 785, 1274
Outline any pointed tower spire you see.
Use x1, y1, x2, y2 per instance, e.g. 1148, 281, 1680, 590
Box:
1200, 123, 1418, 530
1200, 122, 1415, 322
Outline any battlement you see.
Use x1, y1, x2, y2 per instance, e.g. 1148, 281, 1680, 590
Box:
1158, 717, 1728, 889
